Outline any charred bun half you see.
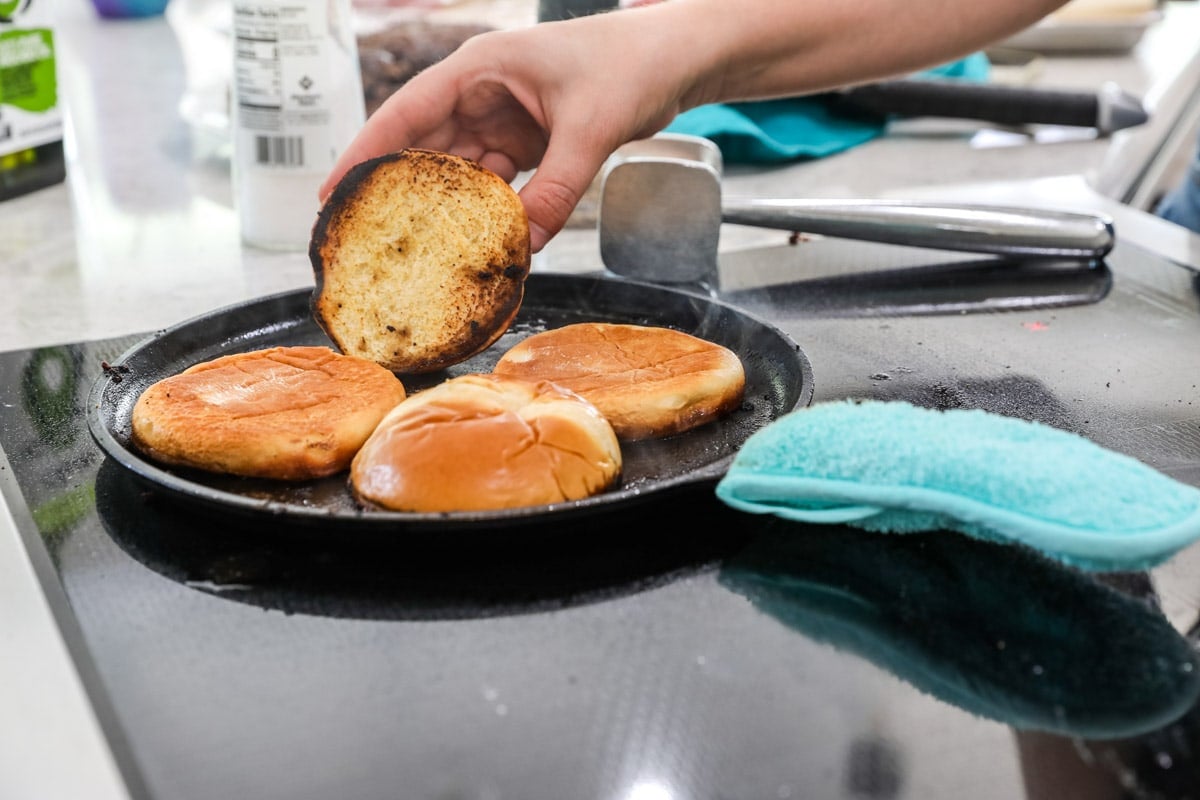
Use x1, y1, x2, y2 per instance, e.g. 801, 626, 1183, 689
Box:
310, 149, 531, 374
350, 373, 622, 513
493, 322, 746, 441
130, 346, 407, 480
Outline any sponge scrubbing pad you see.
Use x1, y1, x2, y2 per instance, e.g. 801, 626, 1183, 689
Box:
715, 400, 1200, 571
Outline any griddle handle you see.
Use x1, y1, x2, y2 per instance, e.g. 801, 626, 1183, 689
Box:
720, 199, 1115, 260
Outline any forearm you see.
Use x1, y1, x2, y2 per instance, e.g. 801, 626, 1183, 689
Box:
324, 0, 1074, 249
618, 0, 1072, 108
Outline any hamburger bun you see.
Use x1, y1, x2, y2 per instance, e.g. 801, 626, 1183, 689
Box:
350, 373, 622, 513
130, 345, 407, 481
493, 322, 745, 440
310, 148, 531, 374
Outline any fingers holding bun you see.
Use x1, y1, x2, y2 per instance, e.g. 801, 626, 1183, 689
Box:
493, 322, 745, 440
130, 346, 408, 480
350, 373, 622, 513
310, 149, 531, 374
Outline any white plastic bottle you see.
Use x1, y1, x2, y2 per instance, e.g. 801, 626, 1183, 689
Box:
230, 0, 365, 250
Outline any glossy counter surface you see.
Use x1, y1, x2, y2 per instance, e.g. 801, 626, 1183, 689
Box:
4, 1, 1200, 799
8, 220, 1200, 800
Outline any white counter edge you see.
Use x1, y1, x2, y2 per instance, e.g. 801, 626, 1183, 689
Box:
0, 485, 135, 800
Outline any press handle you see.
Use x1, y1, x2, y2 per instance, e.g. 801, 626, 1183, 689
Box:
840, 81, 1101, 129
721, 199, 1115, 260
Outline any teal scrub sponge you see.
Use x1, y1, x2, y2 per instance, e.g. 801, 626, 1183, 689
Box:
715, 400, 1200, 571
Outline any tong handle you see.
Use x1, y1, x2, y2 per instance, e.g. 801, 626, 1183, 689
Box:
721, 199, 1114, 260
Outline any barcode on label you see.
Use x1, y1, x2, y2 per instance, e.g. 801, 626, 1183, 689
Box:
255, 135, 305, 166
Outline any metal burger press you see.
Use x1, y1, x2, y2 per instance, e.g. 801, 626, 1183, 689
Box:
598, 133, 1116, 287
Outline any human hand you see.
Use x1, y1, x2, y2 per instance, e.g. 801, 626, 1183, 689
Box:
322, 0, 1074, 252
320, 6, 702, 252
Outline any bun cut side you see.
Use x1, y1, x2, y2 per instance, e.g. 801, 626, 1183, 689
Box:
350, 373, 622, 513
130, 346, 407, 480
493, 322, 746, 440
310, 149, 531, 374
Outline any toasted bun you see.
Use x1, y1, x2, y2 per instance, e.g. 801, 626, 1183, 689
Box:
493, 322, 745, 440
350, 373, 622, 512
130, 346, 407, 480
310, 149, 531, 374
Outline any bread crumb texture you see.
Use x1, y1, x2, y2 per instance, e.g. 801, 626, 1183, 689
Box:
311, 149, 531, 373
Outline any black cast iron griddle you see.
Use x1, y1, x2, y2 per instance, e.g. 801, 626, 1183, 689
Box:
86, 272, 813, 535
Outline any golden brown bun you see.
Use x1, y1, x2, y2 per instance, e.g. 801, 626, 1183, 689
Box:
493, 322, 745, 440
350, 373, 622, 513
130, 346, 407, 481
310, 149, 531, 374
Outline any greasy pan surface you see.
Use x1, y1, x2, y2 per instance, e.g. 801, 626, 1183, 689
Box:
87, 273, 813, 535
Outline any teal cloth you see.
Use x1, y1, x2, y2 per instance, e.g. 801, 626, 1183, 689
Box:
664, 53, 991, 164
715, 400, 1200, 571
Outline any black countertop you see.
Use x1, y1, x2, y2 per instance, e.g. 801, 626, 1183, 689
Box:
4, 235, 1200, 800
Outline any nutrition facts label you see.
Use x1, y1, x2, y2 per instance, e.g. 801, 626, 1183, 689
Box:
232, 0, 336, 172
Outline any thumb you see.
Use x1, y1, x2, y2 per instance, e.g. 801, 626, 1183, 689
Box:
517, 137, 611, 253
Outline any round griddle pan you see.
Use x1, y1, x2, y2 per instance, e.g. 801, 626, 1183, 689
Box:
87, 272, 813, 537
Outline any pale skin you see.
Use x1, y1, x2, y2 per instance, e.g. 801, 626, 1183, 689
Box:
321, 0, 1072, 252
